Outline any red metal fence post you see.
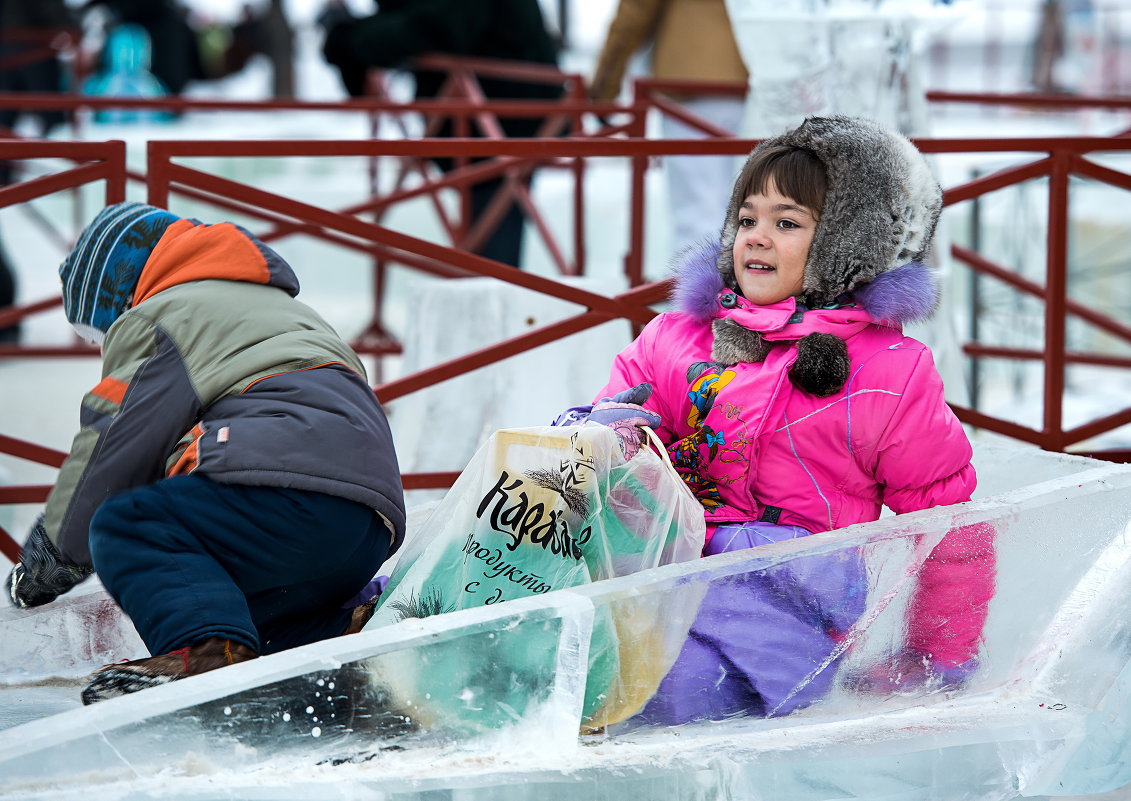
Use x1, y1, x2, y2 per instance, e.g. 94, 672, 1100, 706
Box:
1044, 150, 1071, 448
626, 87, 650, 288
146, 140, 170, 209
568, 77, 587, 276
105, 139, 126, 204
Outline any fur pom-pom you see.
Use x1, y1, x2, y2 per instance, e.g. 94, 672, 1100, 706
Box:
853, 262, 939, 325
711, 318, 772, 364
788, 333, 850, 397
670, 239, 725, 321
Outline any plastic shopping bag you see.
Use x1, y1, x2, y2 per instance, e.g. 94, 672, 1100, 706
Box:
366, 423, 706, 733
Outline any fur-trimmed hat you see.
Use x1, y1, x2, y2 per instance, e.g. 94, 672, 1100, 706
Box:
718, 115, 942, 307
705, 116, 943, 396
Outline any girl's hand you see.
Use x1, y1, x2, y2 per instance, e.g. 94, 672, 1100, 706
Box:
551, 384, 662, 460
588, 384, 661, 460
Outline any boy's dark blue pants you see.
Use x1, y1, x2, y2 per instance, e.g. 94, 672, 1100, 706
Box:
88, 474, 391, 657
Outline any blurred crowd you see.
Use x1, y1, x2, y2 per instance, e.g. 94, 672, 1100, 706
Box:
0, 0, 1117, 135
1031, 0, 1099, 94
0, 0, 299, 338
0, 0, 296, 127
0, 0, 1120, 304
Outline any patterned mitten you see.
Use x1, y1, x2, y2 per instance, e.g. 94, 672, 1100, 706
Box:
588, 384, 662, 460
6, 516, 93, 608
552, 384, 661, 459
553, 383, 653, 426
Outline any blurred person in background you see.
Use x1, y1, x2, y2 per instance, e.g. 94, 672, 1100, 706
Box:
0, 0, 76, 137
589, 0, 747, 255
0, 238, 17, 344
80, 0, 206, 97
1031, 0, 1097, 94
319, 0, 564, 269
261, 0, 294, 99
1031, 0, 1068, 93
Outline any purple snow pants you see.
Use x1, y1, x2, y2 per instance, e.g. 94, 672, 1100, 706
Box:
631, 522, 867, 726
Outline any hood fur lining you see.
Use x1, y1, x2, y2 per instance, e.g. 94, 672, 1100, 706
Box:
671, 241, 937, 326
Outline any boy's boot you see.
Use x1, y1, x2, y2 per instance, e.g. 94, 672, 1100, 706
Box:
81, 637, 257, 705
343, 595, 379, 635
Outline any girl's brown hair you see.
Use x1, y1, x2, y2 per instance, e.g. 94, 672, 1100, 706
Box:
734, 144, 827, 219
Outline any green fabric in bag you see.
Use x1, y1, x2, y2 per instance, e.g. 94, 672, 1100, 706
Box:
367, 424, 706, 734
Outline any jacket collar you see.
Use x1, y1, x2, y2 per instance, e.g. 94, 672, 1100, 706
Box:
712, 292, 874, 342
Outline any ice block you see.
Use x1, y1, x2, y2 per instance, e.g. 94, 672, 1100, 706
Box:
0, 444, 1128, 800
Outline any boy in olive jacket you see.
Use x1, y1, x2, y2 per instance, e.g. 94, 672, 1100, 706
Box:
5, 202, 406, 704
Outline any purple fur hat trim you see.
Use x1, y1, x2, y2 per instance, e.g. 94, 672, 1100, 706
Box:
672, 242, 939, 326
669, 238, 725, 322
852, 262, 939, 325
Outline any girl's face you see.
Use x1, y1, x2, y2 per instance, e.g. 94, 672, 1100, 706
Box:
732, 180, 817, 306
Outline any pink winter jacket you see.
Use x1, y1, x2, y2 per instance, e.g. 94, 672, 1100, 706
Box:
596, 253, 995, 668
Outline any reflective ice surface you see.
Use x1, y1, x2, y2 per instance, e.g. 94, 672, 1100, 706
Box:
0, 441, 1129, 800
724, 0, 960, 136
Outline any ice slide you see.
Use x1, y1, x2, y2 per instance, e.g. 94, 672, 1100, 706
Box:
1, 439, 1129, 801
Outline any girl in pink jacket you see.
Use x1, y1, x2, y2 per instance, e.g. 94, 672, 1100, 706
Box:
569, 116, 995, 724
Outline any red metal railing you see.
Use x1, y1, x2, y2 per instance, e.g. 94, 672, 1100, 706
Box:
0, 139, 124, 357
0, 435, 64, 563
0, 54, 621, 364
0, 25, 81, 78
144, 138, 673, 395
2, 82, 1131, 558
928, 136, 1131, 460
0, 140, 125, 559
5, 133, 1131, 555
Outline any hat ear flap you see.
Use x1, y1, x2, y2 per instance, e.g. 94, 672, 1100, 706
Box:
788, 332, 850, 397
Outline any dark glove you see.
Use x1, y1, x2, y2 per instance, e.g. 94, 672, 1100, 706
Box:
6, 516, 93, 608
843, 649, 979, 696
553, 383, 661, 460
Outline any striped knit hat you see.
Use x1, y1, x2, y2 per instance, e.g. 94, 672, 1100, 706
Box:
59, 202, 181, 344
